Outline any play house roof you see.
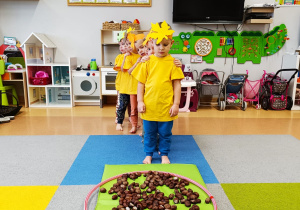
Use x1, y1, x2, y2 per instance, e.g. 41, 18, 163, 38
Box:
21, 32, 56, 48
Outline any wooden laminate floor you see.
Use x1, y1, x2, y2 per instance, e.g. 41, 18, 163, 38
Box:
2, 104, 300, 140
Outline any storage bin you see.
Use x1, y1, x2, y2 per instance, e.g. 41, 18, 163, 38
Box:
121, 23, 140, 30
201, 84, 220, 95
102, 22, 120, 30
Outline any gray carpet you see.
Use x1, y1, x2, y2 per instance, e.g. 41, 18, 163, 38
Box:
0, 135, 88, 186
193, 135, 300, 183
1, 134, 299, 210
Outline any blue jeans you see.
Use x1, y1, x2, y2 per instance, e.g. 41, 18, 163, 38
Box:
143, 120, 173, 157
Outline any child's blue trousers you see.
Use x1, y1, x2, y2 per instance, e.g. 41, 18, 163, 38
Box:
143, 120, 173, 156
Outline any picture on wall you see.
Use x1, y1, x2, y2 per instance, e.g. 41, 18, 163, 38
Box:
67, 0, 151, 6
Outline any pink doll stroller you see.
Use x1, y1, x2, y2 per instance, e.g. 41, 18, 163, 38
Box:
243, 70, 266, 110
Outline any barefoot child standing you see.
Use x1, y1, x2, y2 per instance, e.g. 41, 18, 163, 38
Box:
113, 31, 126, 124
132, 21, 184, 164
115, 29, 134, 131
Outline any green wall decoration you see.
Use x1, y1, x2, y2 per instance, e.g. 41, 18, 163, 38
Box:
170, 24, 288, 64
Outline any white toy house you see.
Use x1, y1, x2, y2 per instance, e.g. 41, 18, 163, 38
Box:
21, 33, 77, 107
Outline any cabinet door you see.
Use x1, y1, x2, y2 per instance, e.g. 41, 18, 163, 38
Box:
101, 71, 118, 95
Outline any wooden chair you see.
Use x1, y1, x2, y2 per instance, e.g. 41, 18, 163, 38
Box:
0, 60, 18, 106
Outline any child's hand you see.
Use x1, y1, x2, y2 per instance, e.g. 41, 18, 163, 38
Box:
174, 59, 182, 68
125, 52, 131, 56
169, 104, 179, 117
138, 102, 146, 113
141, 55, 150, 62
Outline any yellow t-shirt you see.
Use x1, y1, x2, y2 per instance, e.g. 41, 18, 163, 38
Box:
119, 53, 140, 94
113, 54, 125, 91
128, 54, 141, 95
131, 55, 184, 122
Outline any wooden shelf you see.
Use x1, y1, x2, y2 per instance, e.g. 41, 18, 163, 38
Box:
244, 7, 274, 24
245, 19, 273, 24
246, 7, 274, 13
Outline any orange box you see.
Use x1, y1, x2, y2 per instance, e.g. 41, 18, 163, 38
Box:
1, 72, 10, 80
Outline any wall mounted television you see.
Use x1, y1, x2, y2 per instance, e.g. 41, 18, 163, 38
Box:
173, 0, 245, 24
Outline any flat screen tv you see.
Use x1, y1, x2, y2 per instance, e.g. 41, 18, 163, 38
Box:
173, 0, 245, 24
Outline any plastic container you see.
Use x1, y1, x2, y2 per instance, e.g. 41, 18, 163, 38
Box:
90, 59, 97, 71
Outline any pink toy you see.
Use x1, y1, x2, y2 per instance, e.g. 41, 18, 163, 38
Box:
243, 70, 265, 109
30, 71, 50, 85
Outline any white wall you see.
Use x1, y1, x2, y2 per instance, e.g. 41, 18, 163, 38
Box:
0, 0, 299, 80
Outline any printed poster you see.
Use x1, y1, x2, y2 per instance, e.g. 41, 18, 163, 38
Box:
110, 0, 122, 3
123, 0, 137, 3
69, 0, 82, 3
137, 0, 150, 3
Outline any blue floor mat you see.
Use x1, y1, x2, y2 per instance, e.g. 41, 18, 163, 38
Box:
61, 135, 218, 185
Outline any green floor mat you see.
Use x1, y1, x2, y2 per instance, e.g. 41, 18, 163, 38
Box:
222, 183, 300, 210
95, 164, 215, 210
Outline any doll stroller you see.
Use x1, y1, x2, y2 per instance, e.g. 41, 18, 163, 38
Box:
243, 70, 266, 110
196, 68, 225, 108
219, 74, 248, 111
260, 69, 298, 110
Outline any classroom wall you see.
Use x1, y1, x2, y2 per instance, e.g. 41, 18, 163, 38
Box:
0, 0, 299, 80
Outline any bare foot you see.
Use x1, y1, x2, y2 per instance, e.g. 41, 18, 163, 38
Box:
161, 156, 170, 164
116, 124, 123, 131
129, 126, 137, 133
143, 156, 152, 164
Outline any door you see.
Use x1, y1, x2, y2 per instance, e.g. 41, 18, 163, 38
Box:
72, 76, 97, 95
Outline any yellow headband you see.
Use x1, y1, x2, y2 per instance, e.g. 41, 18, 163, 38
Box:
135, 33, 145, 41
143, 30, 153, 46
127, 34, 136, 49
147, 21, 174, 44
126, 27, 136, 49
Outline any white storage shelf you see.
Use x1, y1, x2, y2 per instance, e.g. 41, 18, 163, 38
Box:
293, 78, 300, 110
281, 54, 300, 110
26, 59, 77, 107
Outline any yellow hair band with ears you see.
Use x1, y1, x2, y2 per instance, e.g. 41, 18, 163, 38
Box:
143, 30, 153, 46
147, 21, 175, 44
135, 33, 145, 41
126, 27, 136, 49
127, 33, 136, 49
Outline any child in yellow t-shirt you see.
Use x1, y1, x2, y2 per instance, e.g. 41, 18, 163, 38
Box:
123, 33, 145, 133
138, 37, 183, 141
113, 35, 126, 123
115, 34, 134, 131
131, 21, 184, 164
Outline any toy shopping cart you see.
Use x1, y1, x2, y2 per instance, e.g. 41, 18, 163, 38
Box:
219, 74, 248, 111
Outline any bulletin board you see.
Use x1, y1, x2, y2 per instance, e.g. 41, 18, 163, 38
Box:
67, 0, 151, 7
